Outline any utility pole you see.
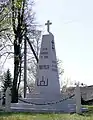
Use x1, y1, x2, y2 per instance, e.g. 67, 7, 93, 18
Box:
24, 38, 27, 98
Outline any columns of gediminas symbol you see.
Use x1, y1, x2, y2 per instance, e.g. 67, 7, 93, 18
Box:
75, 84, 81, 114
0, 92, 3, 108
5, 87, 11, 112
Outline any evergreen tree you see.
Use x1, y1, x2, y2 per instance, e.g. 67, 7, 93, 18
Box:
2, 69, 12, 104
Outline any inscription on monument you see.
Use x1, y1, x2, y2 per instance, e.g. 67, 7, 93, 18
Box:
52, 60, 57, 72
37, 76, 48, 86
52, 68, 57, 72
39, 65, 49, 70
40, 47, 49, 59
41, 52, 48, 55
40, 56, 43, 59
51, 40, 55, 50
44, 56, 48, 59
52, 61, 56, 63
43, 48, 47, 50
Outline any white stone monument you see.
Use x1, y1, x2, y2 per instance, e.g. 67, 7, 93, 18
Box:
11, 20, 75, 112
35, 20, 60, 98
11, 20, 87, 113
27, 20, 60, 100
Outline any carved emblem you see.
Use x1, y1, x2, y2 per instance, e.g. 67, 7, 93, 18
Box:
37, 76, 48, 86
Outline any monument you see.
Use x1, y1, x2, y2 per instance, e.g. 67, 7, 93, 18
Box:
11, 20, 87, 113
26, 20, 60, 100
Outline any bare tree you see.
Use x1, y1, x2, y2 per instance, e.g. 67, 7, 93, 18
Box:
0, 0, 38, 102
10, 0, 41, 102
0, 1, 13, 68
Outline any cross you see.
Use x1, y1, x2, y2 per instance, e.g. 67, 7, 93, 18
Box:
45, 20, 52, 32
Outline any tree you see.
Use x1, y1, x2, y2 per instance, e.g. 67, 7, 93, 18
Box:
0, 1, 11, 34
57, 58, 64, 79
2, 69, 12, 104
0, 0, 40, 102
0, 0, 13, 67
11, 0, 38, 102
10, 0, 25, 102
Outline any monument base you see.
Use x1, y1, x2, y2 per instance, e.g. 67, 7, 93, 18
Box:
26, 92, 61, 101
11, 92, 87, 113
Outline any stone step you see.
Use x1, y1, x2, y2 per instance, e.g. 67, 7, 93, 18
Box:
11, 103, 54, 109
26, 93, 61, 99
11, 102, 77, 113
11, 98, 76, 111
10, 105, 88, 113
11, 107, 75, 113
18, 97, 76, 104
11, 107, 73, 113
11, 101, 75, 108
18, 98, 59, 103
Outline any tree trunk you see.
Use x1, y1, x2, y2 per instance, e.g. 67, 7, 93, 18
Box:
24, 38, 27, 98
12, 41, 20, 103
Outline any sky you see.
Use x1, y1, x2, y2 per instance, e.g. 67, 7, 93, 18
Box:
33, 0, 93, 85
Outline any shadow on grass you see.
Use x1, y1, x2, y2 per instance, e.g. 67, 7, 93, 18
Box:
82, 105, 93, 117
76, 110, 93, 117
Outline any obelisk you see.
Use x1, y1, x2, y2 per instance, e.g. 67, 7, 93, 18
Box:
35, 20, 60, 99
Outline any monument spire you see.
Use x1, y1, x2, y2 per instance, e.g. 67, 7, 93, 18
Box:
35, 22, 60, 96
45, 20, 52, 32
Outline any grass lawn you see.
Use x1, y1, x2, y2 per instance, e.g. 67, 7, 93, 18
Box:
0, 106, 93, 120
0, 112, 93, 120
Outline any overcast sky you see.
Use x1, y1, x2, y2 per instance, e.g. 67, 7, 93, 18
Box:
34, 0, 93, 85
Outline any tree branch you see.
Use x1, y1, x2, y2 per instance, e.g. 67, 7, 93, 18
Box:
6, 34, 14, 45
26, 36, 38, 63
0, 52, 14, 57
1, 53, 10, 68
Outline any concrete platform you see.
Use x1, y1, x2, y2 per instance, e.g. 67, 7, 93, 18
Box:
10, 104, 88, 113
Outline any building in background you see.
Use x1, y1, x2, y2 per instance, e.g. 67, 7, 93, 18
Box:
66, 85, 93, 101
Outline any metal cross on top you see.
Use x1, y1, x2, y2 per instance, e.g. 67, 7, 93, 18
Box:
45, 20, 52, 32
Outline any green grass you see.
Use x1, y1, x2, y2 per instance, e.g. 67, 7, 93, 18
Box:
0, 112, 92, 120
0, 106, 92, 120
